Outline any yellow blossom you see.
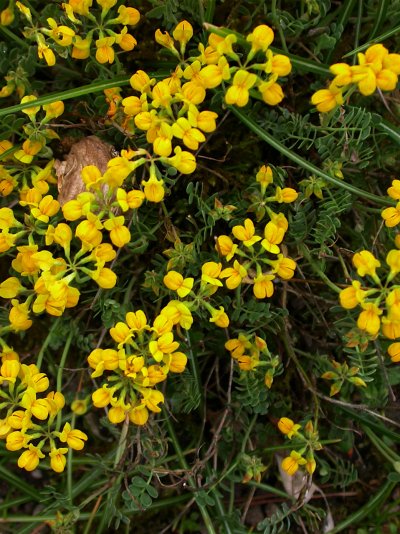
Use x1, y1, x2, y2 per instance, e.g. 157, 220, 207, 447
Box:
277, 417, 301, 438
163, 271, 194, 297
352, 250, 380, 277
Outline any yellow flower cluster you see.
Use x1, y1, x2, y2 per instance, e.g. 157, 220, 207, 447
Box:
105, 21, 291, 180
339, 249, 400, 348
88, 306, 188, 426
277, 417, 321, 476
311, 43, 400, 112
0, 349, 87, 472
213, 166, 298, 299
14, 0, 140, 67
225, 332, 280, 388
162, 165, 298, 329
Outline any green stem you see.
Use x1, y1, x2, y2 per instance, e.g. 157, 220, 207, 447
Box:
368, 0, 390, 40
36, 317, 61, 370
164, 414, 217, 534
230, 107, 393, 206
326, 479, 397, 533
300, 244, 341, 294
0, 77, 131, 118
0, 26, 29, 48
56, 330, 73, 429
271, 0, 289, 54
342, 23, 400, 58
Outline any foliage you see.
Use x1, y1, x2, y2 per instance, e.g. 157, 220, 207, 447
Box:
0, 0, 400, 533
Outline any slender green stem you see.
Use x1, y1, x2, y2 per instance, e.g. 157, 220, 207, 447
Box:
67, 413, 76, 506
164, 414, 217, 534
271, 0, 289, 54
326, 479, 397, 533
36, 317, 61, 370
368, 0, 389, 40
248, 480, 294, 500
343, 23, 400, 58
325, 0, 357, 64
114, 415, 130, 468
230, 107, 393, 206
0, 77, 131, 118
0, 26, 29, 48
56, 330, 73, 428
300, 244, 341, 293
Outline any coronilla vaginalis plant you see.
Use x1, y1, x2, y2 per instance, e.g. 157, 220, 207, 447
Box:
1, 1, 400, 533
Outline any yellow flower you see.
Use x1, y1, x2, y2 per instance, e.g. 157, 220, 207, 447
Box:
49, 447, 68, 473
261, 221, 285, 254
18, 444, 45, 471
277, 417, 301, 438
246, 24, 274, 53
274, 186, 298, 203
225, 70, 258, 107
59, 422, 88, 450
270, 255, 296, 280
382, 203, 400, 227
47, 18, 75, 46
172, 118, 205, 151
199, 57, 230, 89
220, 260, 247, 289
271, 54, 292, 76
163, 271, 194, 297
165, 146, 196, 174
37, 39, 56, 67
386, 249, 400, 280
31, 195, 60, 223
209, 306, 229, 328
259, 81, 284, 106
387, 180, 400, 200
20, 95, 40, 120
72, 36, 92, 59
215, 235, 238, 261
156, 30, 178, 57
311, 83, 343, 112
173, 20, 193, 49
95, 37, 115, 64
6, 431, 29, 451
339, 280, 365, 309
161, 301, 193, 330
75, 213, 103, 250
103, 216, 131, 248
253, 273, 274, 299
90, 267, 117, 288
388, 342, 400, 362
43, 100, 64, 120
126, 310, 148, 331
256, 165, 273, 189
330, 63, 353, 86
382, 316, 400, 339
357, 302, 382, 336
149, 332, 179, 362
0, 277, 23, 299
9, 299, 32, 331
92, 385, 116, 407
140, 388, 164, 412
1, 7, 14, 25
201, 261, 223, 286
115, 6, 140, 26
142, 174, 165, 203
352, 250, 380, 277
232, 218, 261, 247
281, 451, 307, 476
129, 405, 149, 425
